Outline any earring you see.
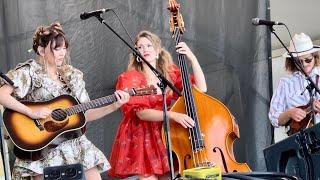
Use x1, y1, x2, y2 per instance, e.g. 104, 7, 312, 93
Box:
134, 54, 142, 62
155, 54, 159, 60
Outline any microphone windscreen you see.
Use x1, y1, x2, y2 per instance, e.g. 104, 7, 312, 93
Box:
251, 18, 260, 25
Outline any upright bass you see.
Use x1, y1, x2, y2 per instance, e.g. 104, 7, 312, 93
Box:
162, 0, 251, 174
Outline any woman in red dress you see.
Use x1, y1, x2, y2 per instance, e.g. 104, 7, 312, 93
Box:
108, 31, 207, 179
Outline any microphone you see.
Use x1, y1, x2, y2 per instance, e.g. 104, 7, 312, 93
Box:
251, 18, 284, 26
80, 8, 112, 20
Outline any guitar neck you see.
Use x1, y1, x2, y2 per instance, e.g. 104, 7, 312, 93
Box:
66, 90, 134, 115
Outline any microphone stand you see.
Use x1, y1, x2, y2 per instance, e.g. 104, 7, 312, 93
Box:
93, 14, 181, 180
269, 26, 318, 180
0, 113, 11, 180
0, 71, 13, 180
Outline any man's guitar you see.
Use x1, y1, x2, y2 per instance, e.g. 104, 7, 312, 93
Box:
3, 86, 156, 160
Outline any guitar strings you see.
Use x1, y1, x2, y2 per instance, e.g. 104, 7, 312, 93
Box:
49, 87, 152, 120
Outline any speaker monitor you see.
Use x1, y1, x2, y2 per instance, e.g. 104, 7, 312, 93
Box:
43, 163, 85, 180
263, 123, 320, 180
223, 172, 297, 180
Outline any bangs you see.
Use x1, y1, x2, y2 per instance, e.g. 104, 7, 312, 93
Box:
51, 34, 69, 49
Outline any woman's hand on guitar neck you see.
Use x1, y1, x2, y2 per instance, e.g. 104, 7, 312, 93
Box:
169, 111, 195, 128
27, 107, 52, 119
114, 90, 130, 108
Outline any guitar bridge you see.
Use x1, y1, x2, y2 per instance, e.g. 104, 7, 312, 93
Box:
34, 119, 44, 131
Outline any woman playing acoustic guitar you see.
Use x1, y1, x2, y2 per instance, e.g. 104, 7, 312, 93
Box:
0, 22, 130, 180
269, 33, 320, 134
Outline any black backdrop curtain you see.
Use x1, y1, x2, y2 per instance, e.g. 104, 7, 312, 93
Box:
0, 0, 272, 179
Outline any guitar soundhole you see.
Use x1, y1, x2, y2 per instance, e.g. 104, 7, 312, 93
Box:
51, 109, 68, 121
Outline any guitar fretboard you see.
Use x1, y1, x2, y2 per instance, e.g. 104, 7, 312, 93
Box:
65, 89, 135, 115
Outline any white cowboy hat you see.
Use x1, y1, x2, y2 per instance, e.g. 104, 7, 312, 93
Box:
283, 33, 320, 58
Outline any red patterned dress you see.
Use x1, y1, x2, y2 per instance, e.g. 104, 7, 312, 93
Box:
108, 64, 193, 178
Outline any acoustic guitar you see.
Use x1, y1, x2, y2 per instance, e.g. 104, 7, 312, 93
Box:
3, 86, 156, 160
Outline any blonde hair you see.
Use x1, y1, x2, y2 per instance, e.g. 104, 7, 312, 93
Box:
128, 31, 174, 79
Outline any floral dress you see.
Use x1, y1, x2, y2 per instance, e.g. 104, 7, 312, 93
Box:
0, 59, 110, 179
108, 64, 193, 178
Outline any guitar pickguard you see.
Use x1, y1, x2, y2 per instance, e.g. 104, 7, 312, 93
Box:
43, 117, 69, 132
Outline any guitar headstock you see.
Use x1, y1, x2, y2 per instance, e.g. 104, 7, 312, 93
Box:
168, 0, 185, 34
131, 85, 157, 96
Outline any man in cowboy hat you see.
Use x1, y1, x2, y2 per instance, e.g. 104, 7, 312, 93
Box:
269, 33, 320, 131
